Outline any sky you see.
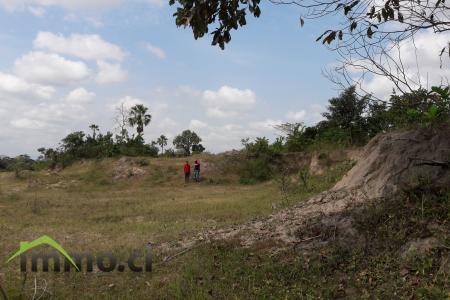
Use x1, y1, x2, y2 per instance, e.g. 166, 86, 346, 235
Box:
0, 0, 448, 157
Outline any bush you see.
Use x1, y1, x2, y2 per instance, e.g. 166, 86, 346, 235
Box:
163, 149, 176, 157
389, 87, 450, 128
238, 137, 281, 184
136, 158, 150, 167
239, 155, 274, 184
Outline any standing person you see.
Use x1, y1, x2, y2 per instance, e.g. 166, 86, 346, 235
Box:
183, 161, 191, 184
193, 160, 201, 182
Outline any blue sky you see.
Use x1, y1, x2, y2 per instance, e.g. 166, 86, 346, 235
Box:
0, 1, 445, 156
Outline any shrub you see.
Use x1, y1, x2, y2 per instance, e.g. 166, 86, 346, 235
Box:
239, 155, 274, 184
389, 87, 450, 128
136, 158, 150, 167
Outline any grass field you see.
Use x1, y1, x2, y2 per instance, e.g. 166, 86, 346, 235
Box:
0, 154, 352, 299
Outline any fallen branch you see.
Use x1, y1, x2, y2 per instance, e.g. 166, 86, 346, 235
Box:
409, 157, 450, 168
393, 138, 422, 143
293, 234, 322, 250
161, 242, 203, 264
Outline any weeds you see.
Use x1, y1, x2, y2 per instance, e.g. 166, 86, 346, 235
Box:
167, 184, 449, 299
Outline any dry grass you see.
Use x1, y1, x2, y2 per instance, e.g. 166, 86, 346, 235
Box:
0, 155, 286, 299
0, 154, 354, 299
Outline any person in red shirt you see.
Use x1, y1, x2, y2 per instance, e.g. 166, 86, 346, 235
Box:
183, 161, 191, 183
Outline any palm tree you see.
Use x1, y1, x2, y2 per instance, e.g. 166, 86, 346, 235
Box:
157, 135, 168, 154
128, 104, 152, 137
89, 124, 99, 140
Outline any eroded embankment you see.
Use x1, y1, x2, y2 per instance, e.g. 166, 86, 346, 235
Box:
157, 126, 450, 257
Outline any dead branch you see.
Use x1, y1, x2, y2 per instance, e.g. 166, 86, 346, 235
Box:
410, 157, 450, 168
293, 234, 322, 250
161, 242, 203, 264
393, 138, 423, 143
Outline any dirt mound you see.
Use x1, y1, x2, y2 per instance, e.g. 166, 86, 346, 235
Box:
158, 126, 450, 255
113, 157, 147, 180
334, 125, 450, 199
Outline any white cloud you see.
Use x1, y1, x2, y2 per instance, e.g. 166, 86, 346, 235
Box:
205, 107, 240, 118
249, 119, 283, 130
286, 111, 306, 122
112, 96, 145, 110
155, 117, 178, 131
10, 118, 46, 129
202, 85, 257, 118
10, 99, 88, 131
223, 124, 242, 131
33, 32, 129, 85
95, 60, 127, 84
0, 0, 123, 11
145, 43, 166, 59
0, 72, 29, 94
27, 5, 45, 16
174, 85, 201, 98
358, 30, 450, 99
63, 14, 104, 27
189, 119, 207, 129
25, 102, 87, 124
0, 71, 55, 99
286, 104, 324, 125
65, 88, 95, 104
34, 32, 125, 61
0, 0, 164, 12
14, 51, 91, 85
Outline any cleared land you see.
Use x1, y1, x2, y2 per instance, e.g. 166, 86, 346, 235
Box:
1, 145, 448, 299
0, 154, 347, 299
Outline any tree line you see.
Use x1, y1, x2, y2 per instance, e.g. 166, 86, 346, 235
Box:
29, 104, 205, 169
238, 85, 450, 183
2, 85, 448, 173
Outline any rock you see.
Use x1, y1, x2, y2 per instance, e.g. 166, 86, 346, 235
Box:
130, 167, 146, 177
113, 157, 147, 180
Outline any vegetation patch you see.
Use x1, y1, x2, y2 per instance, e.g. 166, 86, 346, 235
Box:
166, 184, 450, 299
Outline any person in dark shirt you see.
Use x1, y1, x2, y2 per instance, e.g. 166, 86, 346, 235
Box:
193, 160, 201, 182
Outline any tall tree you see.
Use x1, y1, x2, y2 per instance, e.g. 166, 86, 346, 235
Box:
322, 86, 369, 144
157, 135, 168, 154
128, 104, 152, 137
114, 103, 130, 142
173, 130, 202, 155
89, 124, 99, 141
61, 131, 86, 154
274, 122, 308, 151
